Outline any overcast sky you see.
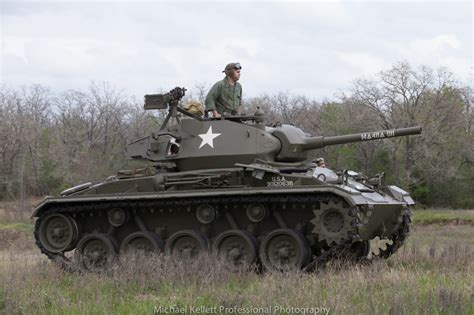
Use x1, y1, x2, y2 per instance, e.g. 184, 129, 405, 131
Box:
1, 1, 472, 100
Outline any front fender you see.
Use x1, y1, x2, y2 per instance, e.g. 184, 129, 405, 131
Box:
384, 185, 415, 205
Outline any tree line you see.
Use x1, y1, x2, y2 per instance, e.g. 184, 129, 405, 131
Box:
1, 62, 472, 208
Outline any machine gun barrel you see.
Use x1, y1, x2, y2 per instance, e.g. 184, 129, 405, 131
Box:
303, 126, 422, 150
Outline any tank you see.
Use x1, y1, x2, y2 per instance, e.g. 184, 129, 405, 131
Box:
32, 87, 422, 271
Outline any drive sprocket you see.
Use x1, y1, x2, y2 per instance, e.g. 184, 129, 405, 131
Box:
311, 199, 359, 246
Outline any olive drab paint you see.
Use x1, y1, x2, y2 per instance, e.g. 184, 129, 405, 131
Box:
32, 86, 422, 272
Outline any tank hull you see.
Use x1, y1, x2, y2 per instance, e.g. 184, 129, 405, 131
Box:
33, 167, 412, 271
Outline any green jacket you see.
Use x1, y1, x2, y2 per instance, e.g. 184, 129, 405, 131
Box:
205, 77, 242, 115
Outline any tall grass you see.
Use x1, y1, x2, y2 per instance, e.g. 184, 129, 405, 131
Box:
1, 224, 473, 314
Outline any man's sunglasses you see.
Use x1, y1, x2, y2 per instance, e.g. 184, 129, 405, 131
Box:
233, 63, 242, 70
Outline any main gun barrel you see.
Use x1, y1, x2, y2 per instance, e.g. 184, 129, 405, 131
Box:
303, 126, 422, 150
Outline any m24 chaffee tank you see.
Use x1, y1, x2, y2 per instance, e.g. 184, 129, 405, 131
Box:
33, 87, 422, 271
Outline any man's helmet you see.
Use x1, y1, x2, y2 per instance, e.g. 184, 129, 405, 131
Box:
223, 62, 242, 76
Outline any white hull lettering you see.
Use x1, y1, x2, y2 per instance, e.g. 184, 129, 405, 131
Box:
267, 176, 294, 187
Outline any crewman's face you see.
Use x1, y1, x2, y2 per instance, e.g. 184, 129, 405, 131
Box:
230, 69, 241, 81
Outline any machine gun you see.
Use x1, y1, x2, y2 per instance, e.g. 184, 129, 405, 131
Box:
144, 87, 205, 130
144, 87, 187, 110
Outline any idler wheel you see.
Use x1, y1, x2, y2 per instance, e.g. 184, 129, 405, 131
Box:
165, 230, 209, 262
75, 233, 118, 271
259, 229, 310, 271
38, 213, 79, 253
213, 230, 258, 271
120, 231, 164, 255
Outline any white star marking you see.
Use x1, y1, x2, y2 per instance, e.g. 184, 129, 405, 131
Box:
198, 126, 221, 149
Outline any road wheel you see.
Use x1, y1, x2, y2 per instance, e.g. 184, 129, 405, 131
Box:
120, 231, 164, 255
260, 229, 310, 271
213, 230, 258, 271
165, 230, 208, 262
75, 233, 118, 271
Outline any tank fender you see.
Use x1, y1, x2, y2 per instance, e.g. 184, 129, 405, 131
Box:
384, 185, 415, 205
60, 182, 93, 196
31, 197, 54, 218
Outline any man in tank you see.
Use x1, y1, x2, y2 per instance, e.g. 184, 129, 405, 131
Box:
314, 157, 326, 168
205, 62, 242, 117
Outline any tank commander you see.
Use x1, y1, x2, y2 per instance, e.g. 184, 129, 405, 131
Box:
205, 62, 242, 118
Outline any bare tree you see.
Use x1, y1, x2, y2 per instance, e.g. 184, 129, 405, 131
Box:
347, 62, 470, 188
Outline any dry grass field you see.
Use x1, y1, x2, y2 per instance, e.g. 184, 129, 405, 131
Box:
0, 200, 473, 314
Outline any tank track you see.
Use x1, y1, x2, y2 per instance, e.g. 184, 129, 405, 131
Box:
34, 193, 365, 271
372, 206, 411, 259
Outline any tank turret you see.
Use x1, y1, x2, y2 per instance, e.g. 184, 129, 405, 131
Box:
128, 87, 422, 170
